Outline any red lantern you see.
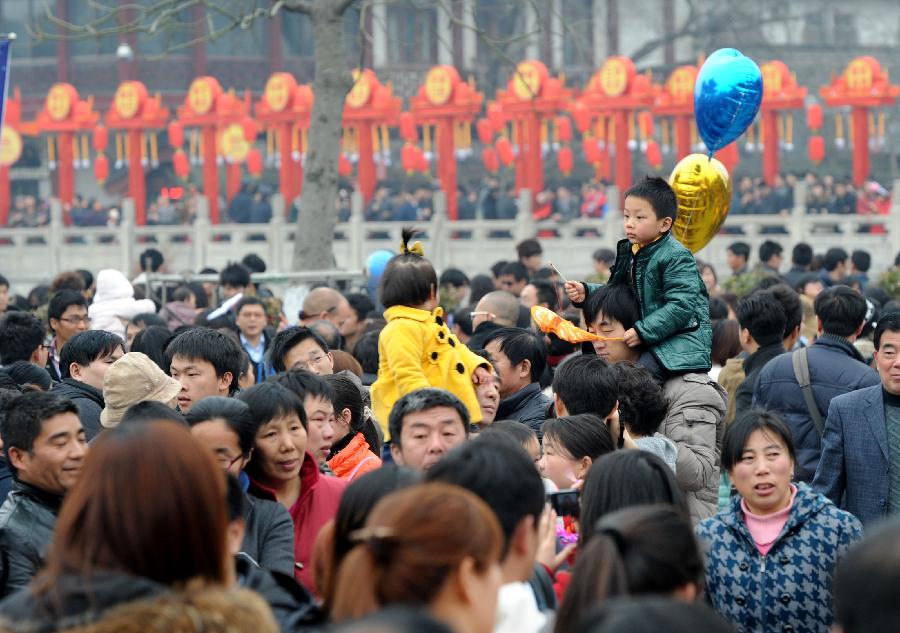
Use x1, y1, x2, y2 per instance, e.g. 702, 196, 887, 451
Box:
401, 143, 417, 174
808, 135, 825, 164
168, 121, 184, 149
173, 149, 190, 179
572, 101, 591, 133
556, 116, 573, 143
415, 147, 429, 173
487, 102, 504, 130
242, 117, 258, 143
338, 154, 352, 177
557, 146, 574, 175
583, 137, 601, 164
399, 112, 417, 143
482, 147, 499, 173
246, 148, 263, 177
93, 154, 109, 184
806, 104, 824, 131
92, 124, 108, 153
495, 137, 514, 166
476, 118, 494, 145
645, 140, 662, 170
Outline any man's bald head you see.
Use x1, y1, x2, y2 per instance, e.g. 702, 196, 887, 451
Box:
475, 291, 520, 327
299, 287, 353, 329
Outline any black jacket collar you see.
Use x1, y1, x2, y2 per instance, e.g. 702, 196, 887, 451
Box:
12, 479, 65, 513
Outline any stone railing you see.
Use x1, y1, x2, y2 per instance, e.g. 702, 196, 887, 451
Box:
2, 180, 899, 292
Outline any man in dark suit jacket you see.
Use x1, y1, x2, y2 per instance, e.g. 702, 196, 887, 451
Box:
813, 313, 900, 526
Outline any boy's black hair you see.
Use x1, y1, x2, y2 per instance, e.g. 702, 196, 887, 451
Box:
345, 292, 374, 322
542, 413, 615, 461
528, 279, 560, 311
736, 291, 786, 347
380, 228, 438, 309
241, 253, 267, 274
131, 326, 175, 372
48, 290, 87, 322
439, 268, 470, 288
237, 381, 308, 433
552, 354, 618, 419
623, 175, 677, 221
220, 262, 252, 289
582, 284, 641, 332
766, 283, 802, 339
0, 312, 45, 365
482, 327, 547, 384
499, 261, 529, 282
727, 241, 750, 260
721, 409, 796, 471
1, 392, 79, 476
184, 396, 256, 455
814, 285, 868, 338
164, 328, 243, 394
426, 435, 545, 559
120, 400, 188, 427
268, 326, 330, 373
823, 247, 848, 272
759, 240, 783, 263
60, 330, 124, 379
139, 248, 164, 272
270, 369, 335, 416
351, 330, 380, 375
791, 242, 813, 267
874, 312, 900, 350
388, 388, 469, 448
851, 249, 871, 273
614, 362, 668, 437
235, 296, 266, 317
516, 238, 543, 259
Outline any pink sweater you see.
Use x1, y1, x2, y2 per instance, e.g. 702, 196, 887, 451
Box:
741, 484, 797, 556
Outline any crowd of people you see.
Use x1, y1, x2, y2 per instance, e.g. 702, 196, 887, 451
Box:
0, 174, 899, 633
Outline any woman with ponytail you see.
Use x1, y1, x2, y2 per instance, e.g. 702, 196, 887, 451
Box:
323, 373, 382, 481
370, 228, 493, 439
553, 505, 704, 633
331, 483, 504, 633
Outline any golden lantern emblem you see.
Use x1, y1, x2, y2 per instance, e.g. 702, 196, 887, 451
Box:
667, 67, 696, 100
0, 127, 23, 167
188, 78, 215, 115
265, 74, 292, 113
424, 67, 455, 106
512, 62, 542, 100
219, 123, 250, 163
845, 58, 874, 92
46, 84, 73, 121
346, 70, 372, 109
114, 82, 142, 119
598, 59, 629, 97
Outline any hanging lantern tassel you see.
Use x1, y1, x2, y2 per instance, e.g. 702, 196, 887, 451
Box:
47, 136, 57, 170
878, 111, 886, 148
868, 112, 876, 150
94, 153, 109, 184
661, 118, 670, 153
541, 119, 549, 153
72, 135, 81, 169
81, 134, 90, 168
301, 128, 308, 158
835, 112, 845, 149
141, 133, 149, 167
380, 125, 390, 162
776, 115, 785, 149
785, 113, 794, 151
423, 125, 432, 161
627, 113, 638, 151
265, 128, 274, 165
150, 133, 159, 168
596, 117, 606, 149
744, 120, 755, 152
292, 126, 301, 162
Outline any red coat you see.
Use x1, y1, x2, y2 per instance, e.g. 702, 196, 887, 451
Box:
249, 453, 346, 591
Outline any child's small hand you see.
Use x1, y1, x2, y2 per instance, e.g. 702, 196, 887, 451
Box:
472, 366, 491, 385
623, 328, 642, 347
565, 281, 586, 303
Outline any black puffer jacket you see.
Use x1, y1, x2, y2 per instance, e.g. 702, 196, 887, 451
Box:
51, 379, 104, 441
0, 481, 63, 598
496, 383, 552, 438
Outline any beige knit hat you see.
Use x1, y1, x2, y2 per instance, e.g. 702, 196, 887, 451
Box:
100, 352, 183, 428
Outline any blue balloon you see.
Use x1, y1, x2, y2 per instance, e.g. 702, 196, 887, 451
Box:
694, 48, 763, 153
366, 249, 394, 279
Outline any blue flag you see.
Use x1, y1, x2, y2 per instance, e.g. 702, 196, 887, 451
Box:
0, 38, 10, 131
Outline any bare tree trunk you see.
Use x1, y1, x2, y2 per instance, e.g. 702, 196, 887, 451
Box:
291, 2, 352, 271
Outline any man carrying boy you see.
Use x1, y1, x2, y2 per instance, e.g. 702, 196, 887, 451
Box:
566, 175, 712, 380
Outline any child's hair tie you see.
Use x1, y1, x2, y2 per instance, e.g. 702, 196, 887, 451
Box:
399, 239, 425, 257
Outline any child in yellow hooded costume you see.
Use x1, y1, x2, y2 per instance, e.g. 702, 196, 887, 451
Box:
371, 230, 491, 438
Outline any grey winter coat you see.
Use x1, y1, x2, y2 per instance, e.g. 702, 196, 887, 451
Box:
661, 372, 728, 522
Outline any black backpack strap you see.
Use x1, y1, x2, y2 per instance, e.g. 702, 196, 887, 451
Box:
791, 347, 824, 435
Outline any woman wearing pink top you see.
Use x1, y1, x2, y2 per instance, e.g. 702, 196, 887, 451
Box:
697, 411, 863, 633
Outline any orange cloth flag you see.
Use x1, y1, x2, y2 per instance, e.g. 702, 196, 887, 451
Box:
530, 306, 624, 344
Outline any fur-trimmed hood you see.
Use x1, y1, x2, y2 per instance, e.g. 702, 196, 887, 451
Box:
0, 572, 278, 633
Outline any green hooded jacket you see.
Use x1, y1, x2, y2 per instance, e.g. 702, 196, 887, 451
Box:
584, 233, 712, 373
